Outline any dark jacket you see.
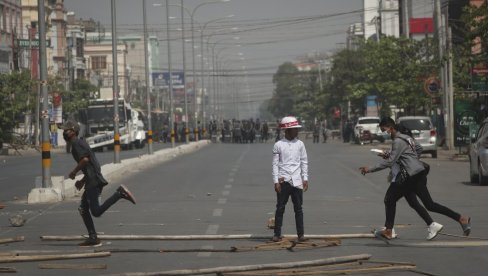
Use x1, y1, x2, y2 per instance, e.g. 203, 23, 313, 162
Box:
70, 137, 108, 189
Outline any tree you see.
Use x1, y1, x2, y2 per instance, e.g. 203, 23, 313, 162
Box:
0, 71, 35, 144
62, 79, 96, 117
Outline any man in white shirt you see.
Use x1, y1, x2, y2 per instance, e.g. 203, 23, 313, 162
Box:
272, 116, 309, 242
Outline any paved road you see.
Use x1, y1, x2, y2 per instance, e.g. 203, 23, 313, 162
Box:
0, 139, 486, 275
0, 142, 173, 202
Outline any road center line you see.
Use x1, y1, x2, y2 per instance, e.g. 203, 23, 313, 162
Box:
217, 198, 227, 204
205, 224, 219, 235
224, 184, 232, 189
228, 178, 234, 183
212, 209, 223, 217
222, 190, 230, 196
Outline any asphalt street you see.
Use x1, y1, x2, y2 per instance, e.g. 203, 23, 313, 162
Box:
0, 138, 487, 275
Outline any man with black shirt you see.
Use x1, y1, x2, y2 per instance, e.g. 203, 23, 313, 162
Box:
63, 121, 136, 247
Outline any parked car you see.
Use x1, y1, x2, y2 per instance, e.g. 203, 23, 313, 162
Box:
396, 116, 437, 158
353, 117, 384, 144
469, 117, 488, 185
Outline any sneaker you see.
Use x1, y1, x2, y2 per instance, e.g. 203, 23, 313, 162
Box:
78, 237, 102, 247
381, 227, 398, 239
461, 217, 471, 236
427, 222, 443, 240
373, 229, 392, 241
117, 185, 136, 204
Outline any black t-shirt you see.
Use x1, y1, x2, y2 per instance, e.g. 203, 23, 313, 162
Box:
70, 138, 108, 189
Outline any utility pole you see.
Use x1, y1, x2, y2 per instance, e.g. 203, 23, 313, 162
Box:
166, 0, 175, 147
111, 0, 121, 163
181, 0, 189, 143
38, 0, 51, 188
142, 0, 153, 154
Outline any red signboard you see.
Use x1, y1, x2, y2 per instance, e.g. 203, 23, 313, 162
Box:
472, 68, 488, 75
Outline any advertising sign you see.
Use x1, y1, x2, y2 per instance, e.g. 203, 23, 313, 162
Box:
152, 72, 185, 89
454, 100, 478, 147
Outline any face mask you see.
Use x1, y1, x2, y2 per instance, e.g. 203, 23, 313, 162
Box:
63, 130, 72, 142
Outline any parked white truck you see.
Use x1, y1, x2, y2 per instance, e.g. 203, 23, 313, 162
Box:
81, 98, 146, 150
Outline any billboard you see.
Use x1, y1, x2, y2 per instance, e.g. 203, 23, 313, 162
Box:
152, 72, 185, 89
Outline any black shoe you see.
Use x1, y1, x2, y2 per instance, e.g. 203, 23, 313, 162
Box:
297, 235, 308, 242
78, 237, 102, 247
117, 185, 136, 204
271, 236, 282, 242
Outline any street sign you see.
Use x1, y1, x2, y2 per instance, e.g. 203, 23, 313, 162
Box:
17, 39, 51, 48
471, 67, 488, 91
424, 77, 440, 96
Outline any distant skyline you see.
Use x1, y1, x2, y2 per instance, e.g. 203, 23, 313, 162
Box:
64, 0, 363, 118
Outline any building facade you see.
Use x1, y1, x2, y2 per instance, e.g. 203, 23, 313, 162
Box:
0, 0, 22, 73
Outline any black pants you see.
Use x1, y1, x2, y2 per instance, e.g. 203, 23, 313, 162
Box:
313, 135, 319, 143
274, 182, 304, 237
384, 172, 429, 229
408, 173, 461, 223
79, 185, 120, 238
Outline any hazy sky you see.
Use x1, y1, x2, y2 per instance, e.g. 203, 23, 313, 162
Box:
64, 0, 363, 117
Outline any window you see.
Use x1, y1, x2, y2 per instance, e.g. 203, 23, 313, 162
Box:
76, 38, 84, 57
0, 6, 4, 32
91, 56, 106, 70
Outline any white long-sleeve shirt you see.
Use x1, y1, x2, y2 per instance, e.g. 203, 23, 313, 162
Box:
272, 138, 308, 189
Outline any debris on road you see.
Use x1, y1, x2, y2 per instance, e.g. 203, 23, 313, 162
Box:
0, 236, 24, 245
8, 215, 25, 227
0, 252, 110, 264
38, 263, 107, 270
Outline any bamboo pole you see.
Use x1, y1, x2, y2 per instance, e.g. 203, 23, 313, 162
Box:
105, 254, 371, 276
222, 264, 416, 276
0, 237, 24, 245
0, 267, 16, 273
0, 252, 110, 264
41, 233, 374, 241
38, 263, 107, 270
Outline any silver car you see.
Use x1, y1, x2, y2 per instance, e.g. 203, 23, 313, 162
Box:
469, 118, 488, 185
397, 116, 437, 158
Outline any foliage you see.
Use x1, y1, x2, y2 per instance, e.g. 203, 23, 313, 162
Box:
0, 71, 35, 143
62, 78, 96, 116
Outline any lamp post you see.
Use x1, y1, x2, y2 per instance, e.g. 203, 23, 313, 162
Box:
209, 37, 239, 120
190, 0, 230, 140
111, 0, 121, 163
199, 15, 234, 137
165, 0, 175, 148
142, 0, 153, 154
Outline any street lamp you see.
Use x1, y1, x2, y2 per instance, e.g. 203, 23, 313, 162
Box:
142, 0, 153, 154
209, 37, 239, 119
190, 0, 231, 139
199, 14, 234, 136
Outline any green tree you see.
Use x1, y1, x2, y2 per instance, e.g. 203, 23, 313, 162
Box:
62, 79, 96, 116
268, 62, 301, 117
0, 71, 35, 144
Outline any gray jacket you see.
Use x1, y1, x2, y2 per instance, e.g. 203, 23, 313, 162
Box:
370, 133, 424, 176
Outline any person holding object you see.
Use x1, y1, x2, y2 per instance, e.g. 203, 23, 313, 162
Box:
63, 121, 137, 247
272, 116, 309, 242
359, 117, 437, 241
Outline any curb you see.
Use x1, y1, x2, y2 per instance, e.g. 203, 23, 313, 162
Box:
28, 140, 211, 204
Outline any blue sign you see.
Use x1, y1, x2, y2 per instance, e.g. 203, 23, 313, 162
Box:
152, 72, 185, 88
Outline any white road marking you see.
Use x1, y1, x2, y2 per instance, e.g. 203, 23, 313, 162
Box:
212, 209, 223, 217
224, 184, 232, 189
217, 198, 227, 204
205, 224, 219, 234
222, 190, 230, 196
228, 178, 234, 183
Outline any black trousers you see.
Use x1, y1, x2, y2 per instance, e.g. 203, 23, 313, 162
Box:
79, 185, 120, 238
409, 172, 461, 222
384, 172, 430, 229
274, 182, 304, 237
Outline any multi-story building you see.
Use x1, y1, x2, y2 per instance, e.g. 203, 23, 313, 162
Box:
0, 0, 22, 73
66, 12, 86, 86
85, 32, 129, 100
